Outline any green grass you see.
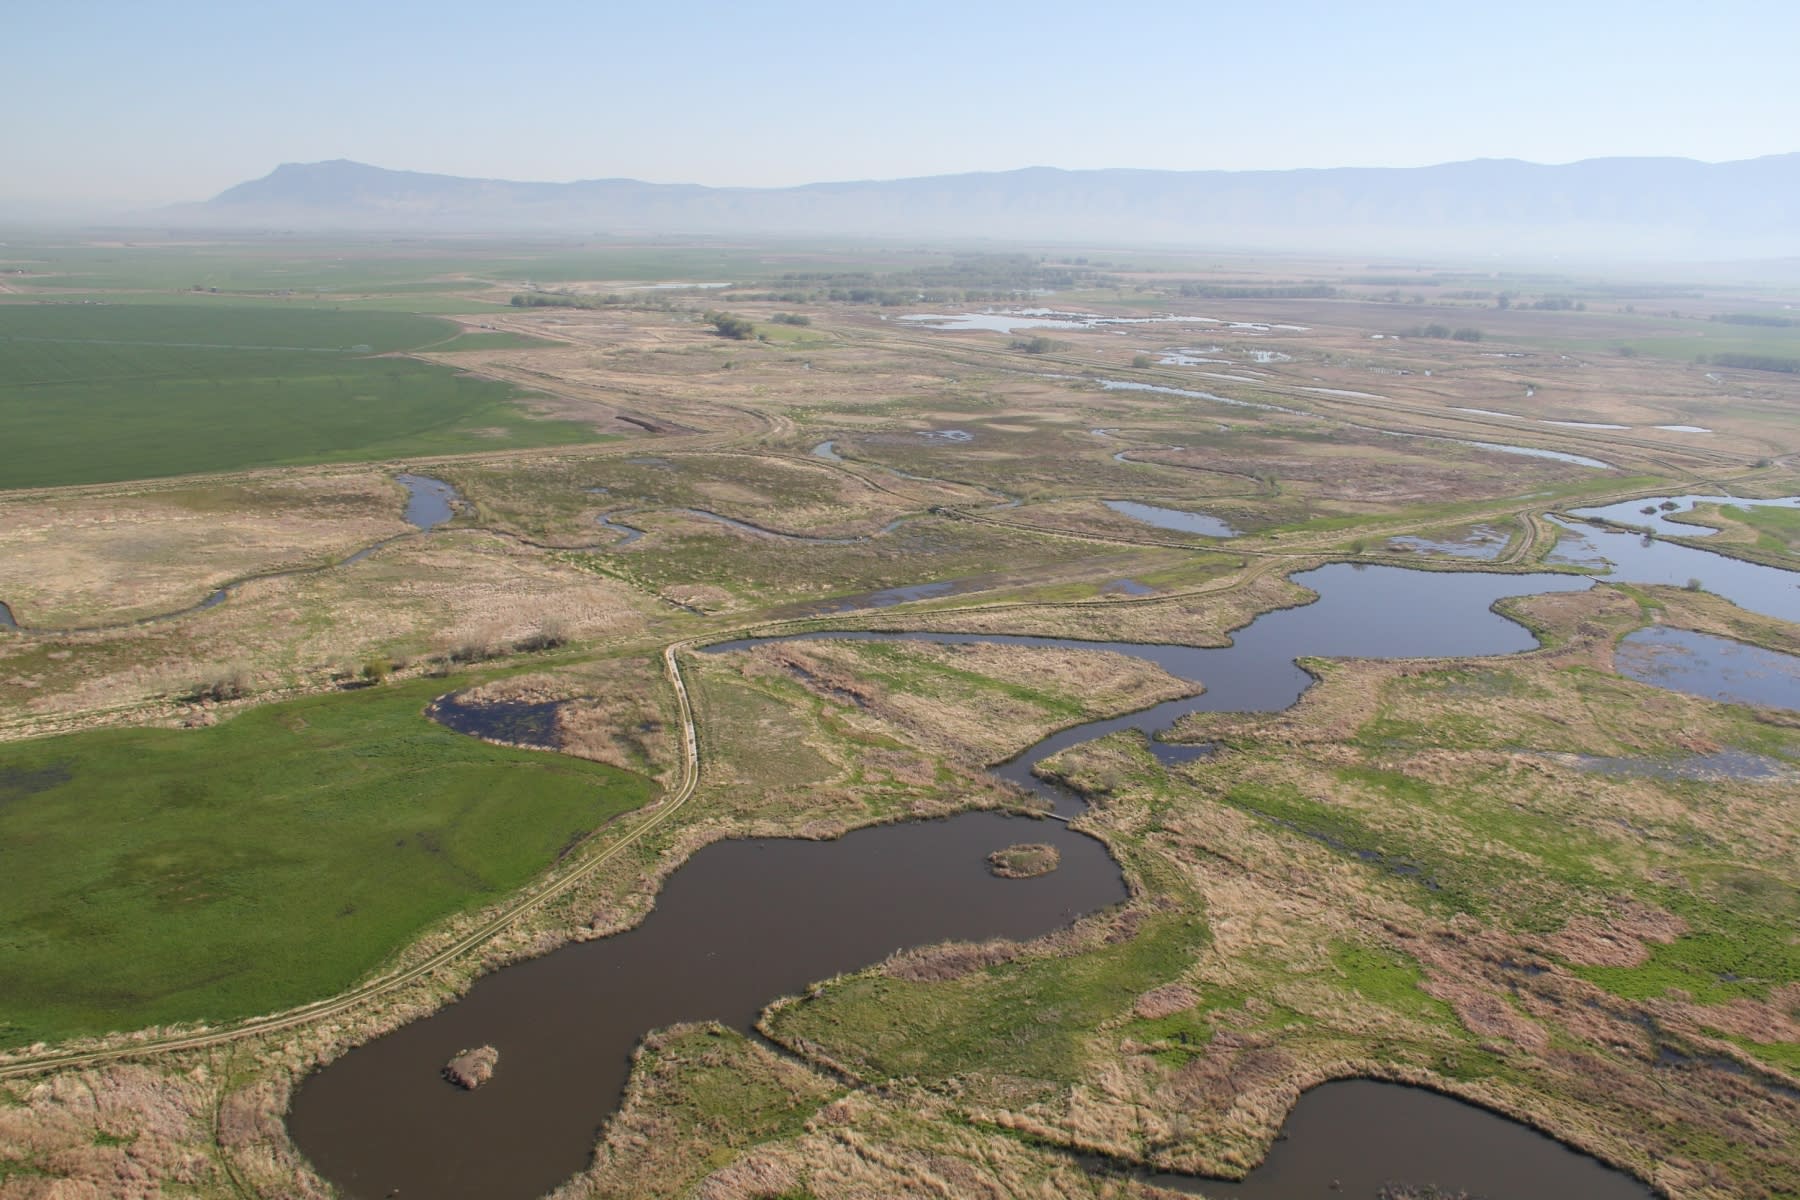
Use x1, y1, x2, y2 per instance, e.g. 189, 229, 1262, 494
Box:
1713, 503, 1800, 559
1572, 898, 1800, 1004
0, 304, 608, 486
0, 679, 655, 1046
767, 907, 1206, 1084
1330, 942, 1455, 1022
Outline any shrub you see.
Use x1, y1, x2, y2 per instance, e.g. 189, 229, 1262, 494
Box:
703, 310, 756, 340
192, 665, 252, 703
514, 618, 572, 654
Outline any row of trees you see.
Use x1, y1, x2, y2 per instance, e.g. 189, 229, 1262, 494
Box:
1405, 323, 1483, 341
1711, 312, 1795, 328
1706, 352, 1800, 374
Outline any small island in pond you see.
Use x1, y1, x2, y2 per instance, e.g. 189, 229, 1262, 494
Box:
987, 842, 1062, 879
443, 1045, 499, 1090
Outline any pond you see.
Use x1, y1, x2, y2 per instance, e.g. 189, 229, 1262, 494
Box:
395, 474, 462, 531
1614, 626, 1800, 711
1104, 499, 1242, 538
1144, 1078, 1652, 1199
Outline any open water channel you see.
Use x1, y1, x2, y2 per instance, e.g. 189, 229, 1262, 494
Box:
289, 563, 1670, 1200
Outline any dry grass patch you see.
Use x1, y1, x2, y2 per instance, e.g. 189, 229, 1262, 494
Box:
0, 530, 657, 739
0, 468, 409, 626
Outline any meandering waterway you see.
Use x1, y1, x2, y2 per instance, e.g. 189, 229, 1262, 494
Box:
289, 564, 1664, 1200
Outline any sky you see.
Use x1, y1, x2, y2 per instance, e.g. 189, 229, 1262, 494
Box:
8, 0, 1798, 216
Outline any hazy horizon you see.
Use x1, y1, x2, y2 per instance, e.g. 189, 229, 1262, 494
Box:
9, 0, 1799, 219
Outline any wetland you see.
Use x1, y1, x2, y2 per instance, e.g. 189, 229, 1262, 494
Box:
2, 238, 1797, 1200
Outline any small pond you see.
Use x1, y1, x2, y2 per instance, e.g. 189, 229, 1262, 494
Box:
1145, 1078, 1652, 1199
396, 474, 462, 531
1104, 499, 1241, 538
1614, 626, 1800, 711
1386, 525, 1509, 560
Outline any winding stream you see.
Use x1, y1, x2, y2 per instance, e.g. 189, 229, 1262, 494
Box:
0, 475, 461, 634
288, 564, 1660, 1200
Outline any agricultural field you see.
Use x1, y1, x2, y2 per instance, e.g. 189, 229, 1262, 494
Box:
0, 304, 607, 486
0, 236, 1796, 1200
0, 674, 656, 1047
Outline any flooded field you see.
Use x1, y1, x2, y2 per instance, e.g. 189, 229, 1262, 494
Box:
1387, 524, 1510, 559
1614, 626, 1800, 710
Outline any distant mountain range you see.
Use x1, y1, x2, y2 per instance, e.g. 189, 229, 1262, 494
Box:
155, 155, 1800, 258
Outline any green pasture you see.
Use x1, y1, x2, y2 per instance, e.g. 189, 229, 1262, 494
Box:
0, 305, 605, 487
0, 678, 656, 1046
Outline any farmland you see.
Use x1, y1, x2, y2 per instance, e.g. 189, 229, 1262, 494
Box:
0, 674, 656, 1047
0, 304, 605, 486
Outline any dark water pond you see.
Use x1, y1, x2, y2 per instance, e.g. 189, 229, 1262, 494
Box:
1145, 1078, 1652, 1199
0, 601, 15, 631
428, 695, 568, 750
292, 564, 1642, 1200
1615, 626, 1800, 711
1548, 517, 1800, 624
396, 474, 462, 531
1105, 499, 1241, 538
287, 813, 1122, 1200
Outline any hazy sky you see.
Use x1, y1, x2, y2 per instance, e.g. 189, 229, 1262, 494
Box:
9, 0, 1797, 214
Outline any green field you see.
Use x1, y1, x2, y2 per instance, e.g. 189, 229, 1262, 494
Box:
0, 304, 606, 487
0, 678, 656, 1046
1, 238, 948, 294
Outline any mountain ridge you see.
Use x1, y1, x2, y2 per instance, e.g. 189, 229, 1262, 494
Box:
161, 154, 1800, 258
